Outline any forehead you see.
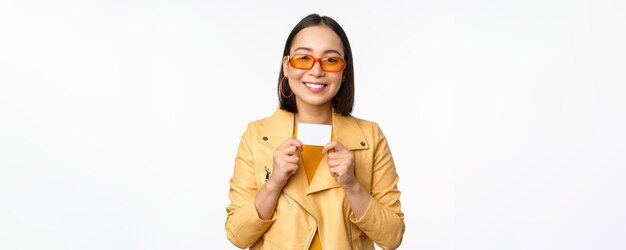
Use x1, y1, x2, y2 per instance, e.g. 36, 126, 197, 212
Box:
290, 25, 344, 55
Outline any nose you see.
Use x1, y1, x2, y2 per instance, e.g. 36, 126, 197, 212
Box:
308, 61, 325, 77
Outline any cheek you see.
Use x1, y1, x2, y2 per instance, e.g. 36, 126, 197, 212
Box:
287, 72, 305, 89
286, 69, 306, 81
287, 79, 298, 90
332, 73, 344, 83
330, 75, 344, 89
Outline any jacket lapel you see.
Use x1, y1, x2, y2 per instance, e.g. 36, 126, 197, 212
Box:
307, 109, 369, 194
330, 110, 369, 151
306, 153, 338, 194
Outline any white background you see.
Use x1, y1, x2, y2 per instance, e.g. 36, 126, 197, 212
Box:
1, 1, 625, 249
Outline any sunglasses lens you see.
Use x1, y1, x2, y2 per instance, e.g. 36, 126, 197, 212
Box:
321, 57, 346, 72
290, 55, 314, 69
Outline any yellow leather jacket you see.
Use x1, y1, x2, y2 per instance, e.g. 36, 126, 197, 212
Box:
225, 108, 405, 249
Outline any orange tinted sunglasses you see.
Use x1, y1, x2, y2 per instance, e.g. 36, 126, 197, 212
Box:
287, 54, 346, 72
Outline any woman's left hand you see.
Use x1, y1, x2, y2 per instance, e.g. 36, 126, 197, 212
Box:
322, 141, 357, 190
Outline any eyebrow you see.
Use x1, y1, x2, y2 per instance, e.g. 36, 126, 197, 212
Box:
293, 47, 343, 57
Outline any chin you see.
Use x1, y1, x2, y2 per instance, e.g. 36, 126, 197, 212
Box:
296, 96, 332, 107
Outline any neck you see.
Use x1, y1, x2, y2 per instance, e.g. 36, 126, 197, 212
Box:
295, 101, 332, 125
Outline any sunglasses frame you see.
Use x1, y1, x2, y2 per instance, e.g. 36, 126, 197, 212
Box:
287, 54, 347, 72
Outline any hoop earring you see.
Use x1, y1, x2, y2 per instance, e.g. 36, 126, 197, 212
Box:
280, 76, 293, 98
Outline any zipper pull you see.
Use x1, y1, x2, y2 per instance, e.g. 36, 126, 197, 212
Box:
264, 166, 270, 182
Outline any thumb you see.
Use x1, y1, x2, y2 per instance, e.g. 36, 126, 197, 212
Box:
322, 141, 340, 154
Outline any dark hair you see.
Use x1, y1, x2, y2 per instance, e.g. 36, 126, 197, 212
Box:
278, 14, 354, 116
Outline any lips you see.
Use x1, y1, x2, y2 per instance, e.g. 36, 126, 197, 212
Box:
304, 82, 326, 88
303, 82, 327, 93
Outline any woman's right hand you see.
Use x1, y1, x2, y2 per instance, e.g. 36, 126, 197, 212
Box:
267, 138, 303, 190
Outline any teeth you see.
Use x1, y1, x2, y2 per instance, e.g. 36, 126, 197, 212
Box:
305, 83, 325, 89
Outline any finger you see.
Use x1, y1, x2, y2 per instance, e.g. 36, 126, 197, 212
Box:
289, 168, 298, 175
290, 139, 303, 152
327, 152, 340, 160
284, 155, 300, 164
331, 141, 348, 152
279, 137, 295, 148
277, 155, 298, 165
284, 145, 303, 156
327, 151, 348, 161
322, 141, 338, 154
328, 167, 338, 176
279, 138, 303, 151
286, 164, 299, 175
327, 159, 339, 167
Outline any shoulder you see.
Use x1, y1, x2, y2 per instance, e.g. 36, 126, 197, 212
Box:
349, 114, 386, 137
247, 115, 272, 129
241, 114, 273, 137
351, 115, 376, 128
245, 108, 292, 130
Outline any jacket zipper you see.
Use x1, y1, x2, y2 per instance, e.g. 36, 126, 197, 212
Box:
348, 221, 354, 249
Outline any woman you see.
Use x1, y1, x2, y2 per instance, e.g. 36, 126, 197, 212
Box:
225, 14, 405, 250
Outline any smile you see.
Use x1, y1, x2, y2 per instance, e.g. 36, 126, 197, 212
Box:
303, 82, 327, 93
305, 82, 326, 88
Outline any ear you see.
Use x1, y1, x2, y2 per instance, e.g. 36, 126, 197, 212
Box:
282, 56, 289, 76
342, 75, 346, 82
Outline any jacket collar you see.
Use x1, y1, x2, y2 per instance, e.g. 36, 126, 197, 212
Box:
259, 107, 369, 151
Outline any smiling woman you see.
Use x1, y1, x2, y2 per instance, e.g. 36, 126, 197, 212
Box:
225, 14, 405, 250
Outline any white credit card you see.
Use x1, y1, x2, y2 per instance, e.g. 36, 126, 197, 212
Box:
296, 123, 332, 146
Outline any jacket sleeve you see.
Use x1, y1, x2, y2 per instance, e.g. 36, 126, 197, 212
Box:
349, 122, 405, 250
225, 123, 276, 249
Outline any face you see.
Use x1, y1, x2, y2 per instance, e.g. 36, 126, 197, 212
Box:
283, 25, 345, 110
